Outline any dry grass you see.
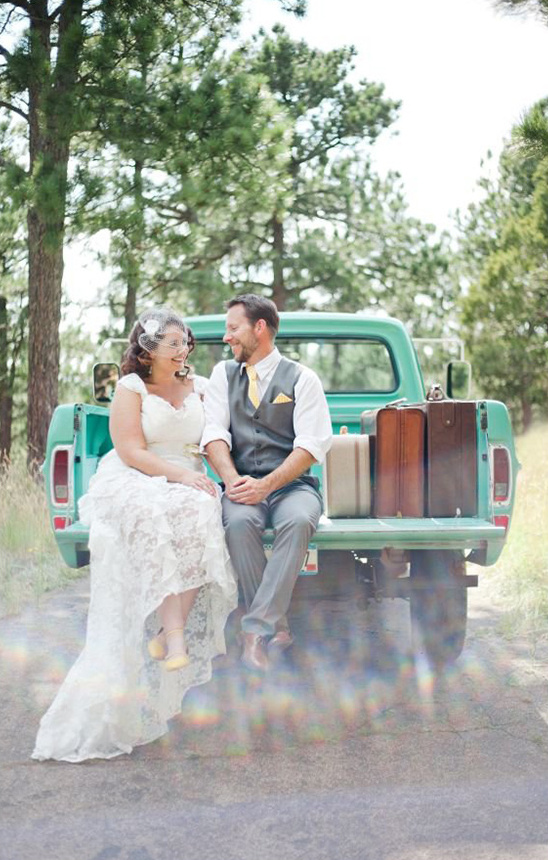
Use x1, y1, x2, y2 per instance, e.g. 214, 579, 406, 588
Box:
0, 462, 83, 617
486, 423, 548, 640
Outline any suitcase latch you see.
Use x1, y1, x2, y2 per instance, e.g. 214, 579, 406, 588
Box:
442, 402, 456, 427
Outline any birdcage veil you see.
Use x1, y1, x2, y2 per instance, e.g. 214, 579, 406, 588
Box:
137, 308, 189, 354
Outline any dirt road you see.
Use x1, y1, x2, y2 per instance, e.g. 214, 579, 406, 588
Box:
1, 569, 548, 860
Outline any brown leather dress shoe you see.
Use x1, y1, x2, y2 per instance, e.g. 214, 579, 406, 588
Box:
268, 630, 295, 653
241, 633, 269, 672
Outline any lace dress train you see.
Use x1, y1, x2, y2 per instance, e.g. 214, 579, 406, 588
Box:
32, 373, 237, 763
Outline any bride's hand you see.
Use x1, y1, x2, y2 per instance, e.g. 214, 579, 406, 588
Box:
178, 469, 218, 497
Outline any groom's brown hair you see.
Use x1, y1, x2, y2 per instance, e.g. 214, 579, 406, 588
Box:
227, 294, 279, 338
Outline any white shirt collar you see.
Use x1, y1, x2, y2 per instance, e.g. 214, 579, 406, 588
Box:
241, 347, 281, 381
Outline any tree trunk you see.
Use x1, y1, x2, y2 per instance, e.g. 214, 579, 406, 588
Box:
25, 0, 84, 471
27, 201, 65, 468
271, 213, 287, 310
123, 267, 138, 335
0, 296, 11, 464
123, 159, 145, 334
0, 395, 13, 467
521, 398, 533, 433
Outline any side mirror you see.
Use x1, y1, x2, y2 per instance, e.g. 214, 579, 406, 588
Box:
93, 362, 120, 404
446, 360, 471, 400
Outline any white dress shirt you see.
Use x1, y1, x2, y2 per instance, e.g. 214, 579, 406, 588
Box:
202, 347, 333, 463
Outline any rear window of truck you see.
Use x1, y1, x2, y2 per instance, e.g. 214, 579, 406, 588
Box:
192, 338, 397, 393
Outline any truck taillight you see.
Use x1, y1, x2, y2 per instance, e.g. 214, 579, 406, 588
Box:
493, 447, 510, 502
53, 516, 72, 530
52, 449, 69, 504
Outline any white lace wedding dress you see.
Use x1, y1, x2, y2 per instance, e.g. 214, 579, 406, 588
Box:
32, 373, 237, 763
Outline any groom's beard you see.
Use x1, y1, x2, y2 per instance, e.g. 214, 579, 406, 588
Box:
234, 335, 259, 364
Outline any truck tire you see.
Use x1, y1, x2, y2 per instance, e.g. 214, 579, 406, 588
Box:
409, 549, 468, 669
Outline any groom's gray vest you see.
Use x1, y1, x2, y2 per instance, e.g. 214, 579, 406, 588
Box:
226, 357, 317, 488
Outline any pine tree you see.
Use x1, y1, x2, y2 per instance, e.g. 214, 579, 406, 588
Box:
0, 0, 248, 466
239, 25, 399, 309
458, 113, 548, 429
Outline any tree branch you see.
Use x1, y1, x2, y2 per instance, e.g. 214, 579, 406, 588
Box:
297, 135, 347, 166
0, 5, 18, 38
0, 0, 30, 12
0, 44, 11, 58
48, 2, 65, 22
0, 99, 29, 121
231, 279, 270, 291
154, 202, 199, 223
0, 155, 27, 179
9, 303, 28, 386
52, 0, 85, 103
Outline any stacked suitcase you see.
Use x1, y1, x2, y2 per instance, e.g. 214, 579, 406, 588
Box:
358, 400, 478, 518
371, 406, 426, 517
323, 401, 478, 519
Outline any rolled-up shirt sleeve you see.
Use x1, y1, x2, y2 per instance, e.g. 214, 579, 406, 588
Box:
201, 361, 232, 451
293, 368, 332, 463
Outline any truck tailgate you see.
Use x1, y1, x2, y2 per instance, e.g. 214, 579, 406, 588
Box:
58, 517, 506, 568
266, 516, 506, 558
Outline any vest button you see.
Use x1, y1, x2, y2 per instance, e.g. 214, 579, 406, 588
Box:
256, 460, 262, 465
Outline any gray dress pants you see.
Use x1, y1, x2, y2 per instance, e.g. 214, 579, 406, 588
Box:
222, 479, 322, 637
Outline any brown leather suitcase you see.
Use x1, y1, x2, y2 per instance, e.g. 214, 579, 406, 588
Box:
373, 406, 426, 517
323, 433, 371, 517
426, 400, 477, 516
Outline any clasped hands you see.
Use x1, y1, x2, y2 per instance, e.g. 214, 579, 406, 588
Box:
226, 474, 270, 505
177, 469, 270, 504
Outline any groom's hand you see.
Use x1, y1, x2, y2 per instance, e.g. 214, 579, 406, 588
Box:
226, 475, 269, 505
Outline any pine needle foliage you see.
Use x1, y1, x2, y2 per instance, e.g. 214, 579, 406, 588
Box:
494, 0, 548, 23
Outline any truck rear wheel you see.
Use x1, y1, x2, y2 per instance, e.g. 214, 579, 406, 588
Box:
409, 550, 468, 669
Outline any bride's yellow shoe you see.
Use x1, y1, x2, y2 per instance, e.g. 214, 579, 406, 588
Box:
163, 628, 190, 672
147, 629, 166, 661
164, 652, 190, 671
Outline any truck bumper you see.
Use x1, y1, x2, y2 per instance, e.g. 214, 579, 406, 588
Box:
54, 523, 92, 569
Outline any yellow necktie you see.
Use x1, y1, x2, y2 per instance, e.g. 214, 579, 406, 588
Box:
246, 365, 260, 409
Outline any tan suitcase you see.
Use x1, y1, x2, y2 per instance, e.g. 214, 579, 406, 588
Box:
323, 433, 371, 517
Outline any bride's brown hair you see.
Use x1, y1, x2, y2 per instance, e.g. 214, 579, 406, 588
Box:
121, 319, 196, 379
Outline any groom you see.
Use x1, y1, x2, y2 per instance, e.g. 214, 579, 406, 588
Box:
203, 294, 332, 671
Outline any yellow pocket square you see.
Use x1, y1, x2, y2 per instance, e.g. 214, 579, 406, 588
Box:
272, 392, 293, 404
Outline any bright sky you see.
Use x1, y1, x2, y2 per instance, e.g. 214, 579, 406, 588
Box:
65, 0, 548, 329
243, 0, 548, 227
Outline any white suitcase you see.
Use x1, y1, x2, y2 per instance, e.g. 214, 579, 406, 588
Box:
323, 433, 371, 518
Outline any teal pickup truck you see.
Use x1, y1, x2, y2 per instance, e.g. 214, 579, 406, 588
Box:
44, 312, 518, 667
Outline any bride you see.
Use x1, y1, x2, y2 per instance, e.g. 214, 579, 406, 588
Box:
32, 308, 237, 763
